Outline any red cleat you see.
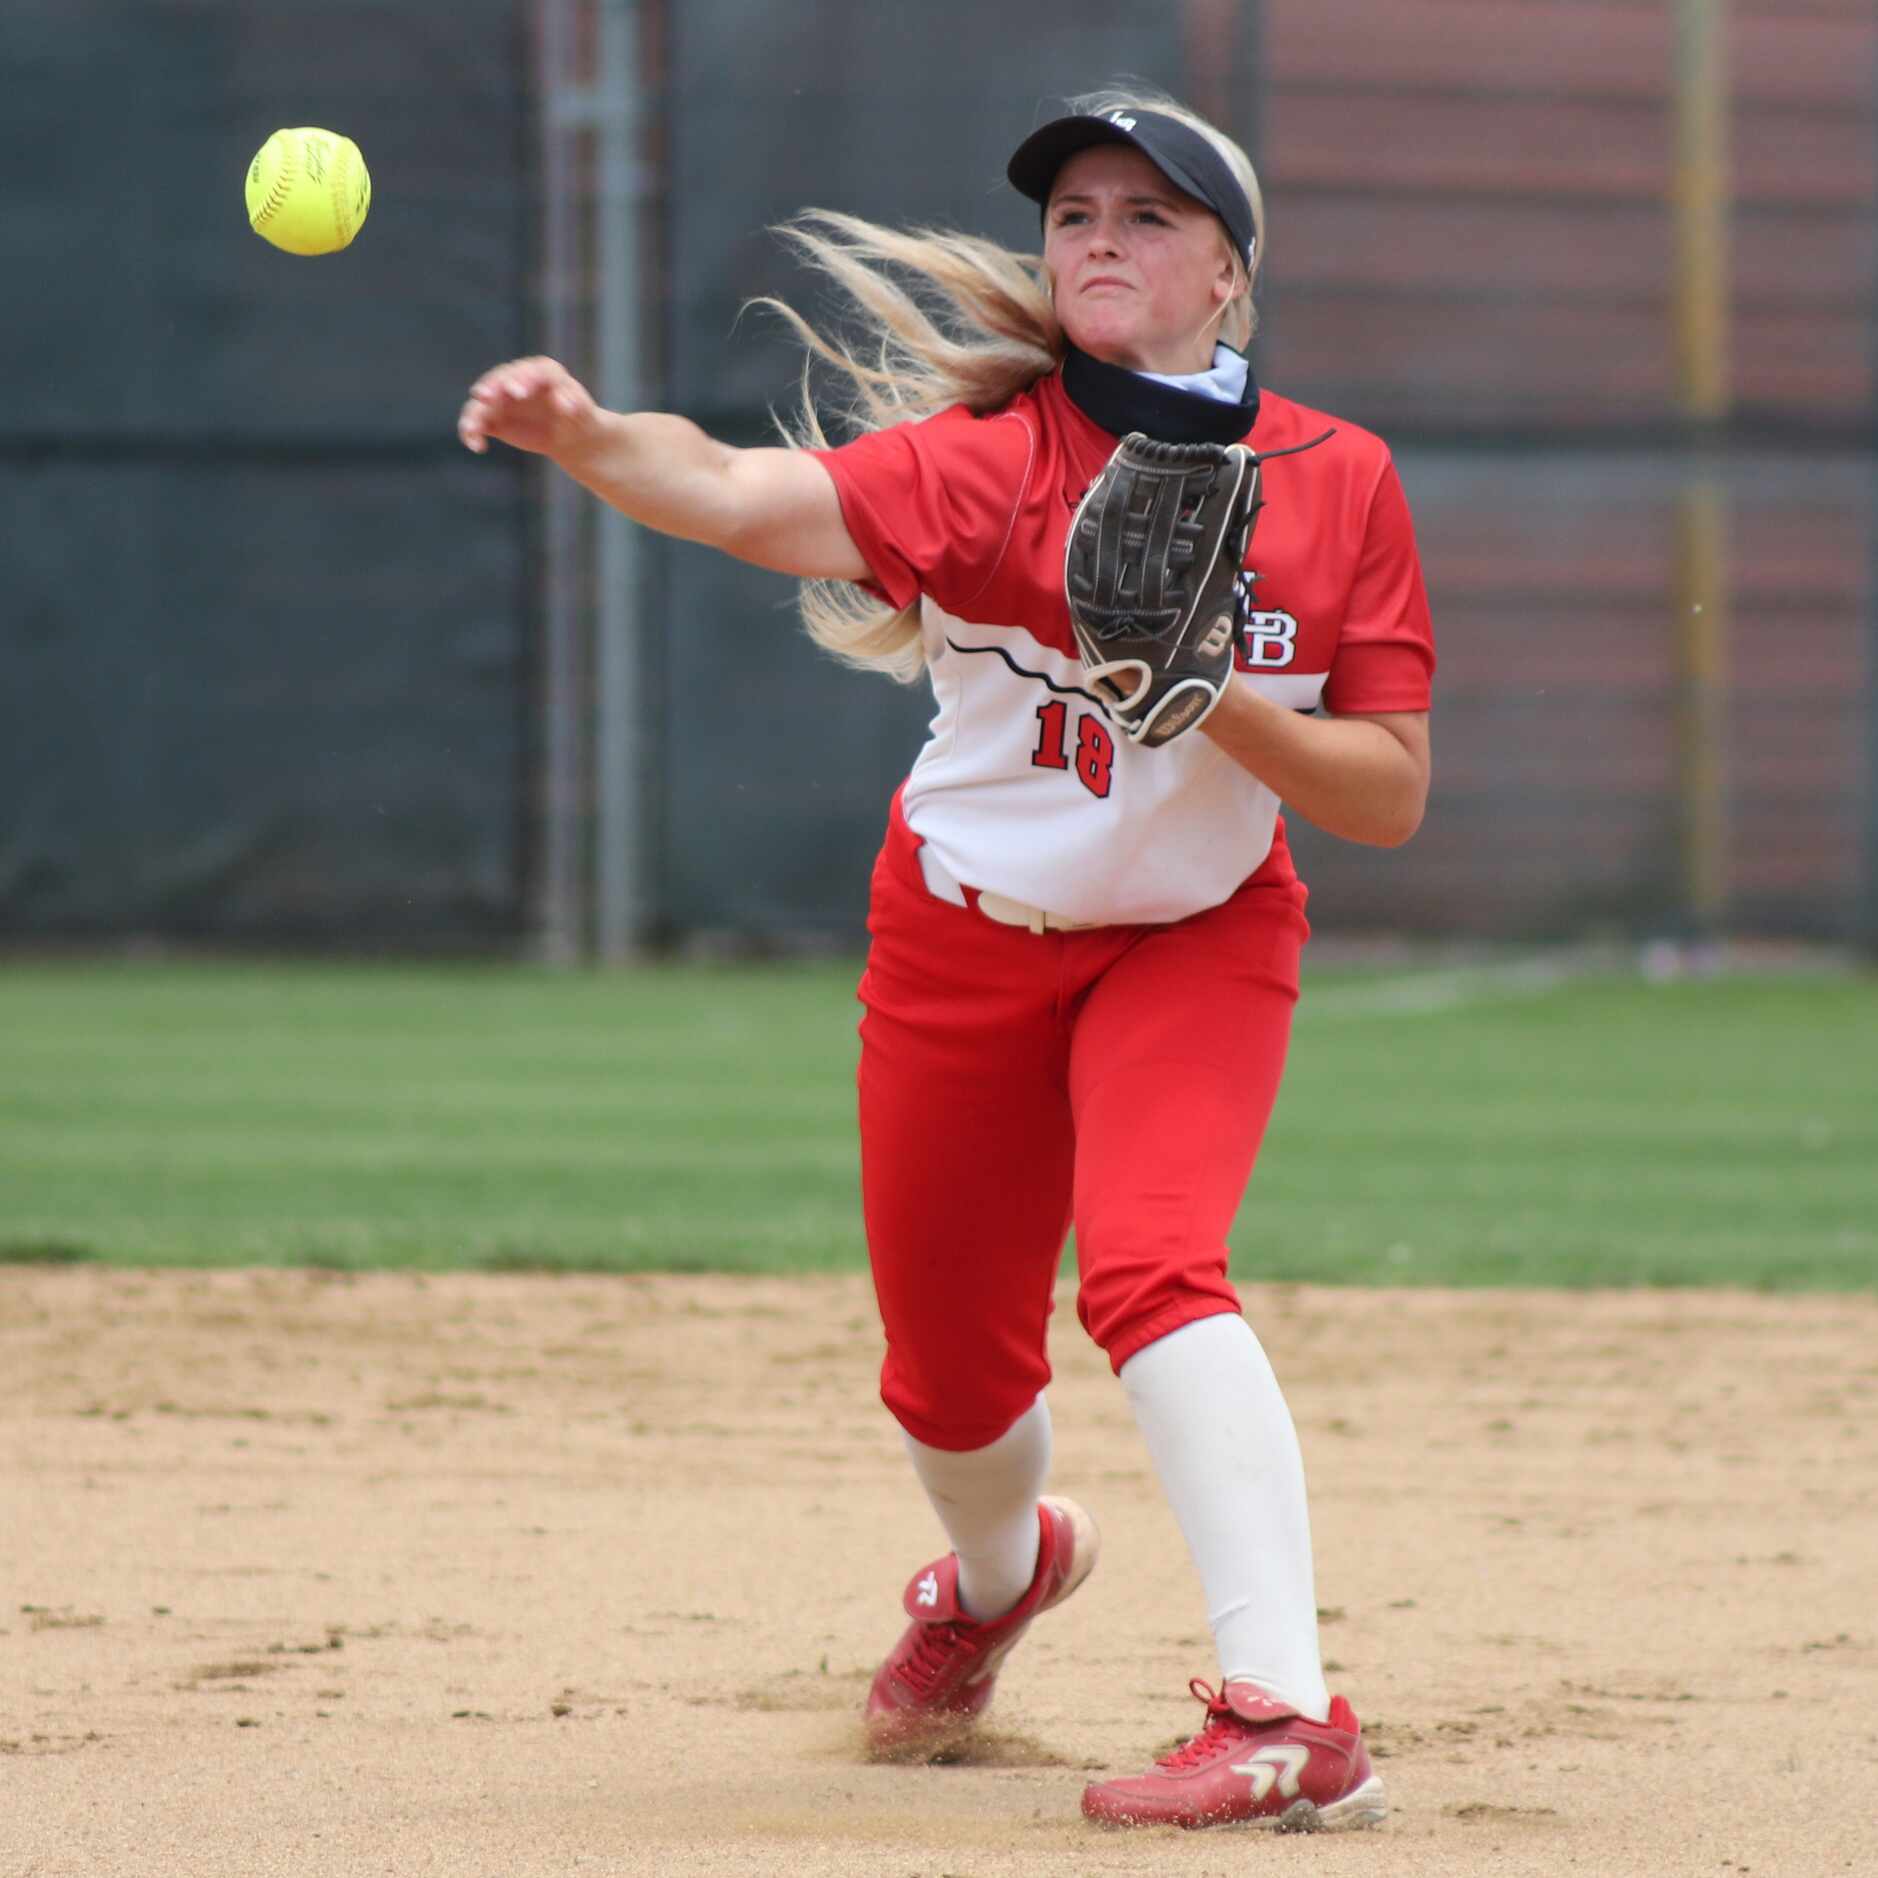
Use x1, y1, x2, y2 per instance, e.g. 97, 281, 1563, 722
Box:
864, 1495, 1098, 1758
1082, 1679, 1387, 1831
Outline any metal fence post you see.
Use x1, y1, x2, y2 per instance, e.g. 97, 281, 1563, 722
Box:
593, 0, 653, 961
1671, 0, 1731, 943
532, 0, 588, 965
530, 0, 656, 963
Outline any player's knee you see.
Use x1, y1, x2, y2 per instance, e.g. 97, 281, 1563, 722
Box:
1076, 1252, 1240, 1376
880, 1354, 1049, 1452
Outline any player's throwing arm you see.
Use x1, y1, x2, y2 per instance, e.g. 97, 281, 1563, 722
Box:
457, 359, 868, 582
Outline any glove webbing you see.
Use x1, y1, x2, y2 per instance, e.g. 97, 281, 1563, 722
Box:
1077, 461, 1222, 641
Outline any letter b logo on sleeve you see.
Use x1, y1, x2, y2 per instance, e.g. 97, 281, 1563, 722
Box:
1237, 610, 1299, 670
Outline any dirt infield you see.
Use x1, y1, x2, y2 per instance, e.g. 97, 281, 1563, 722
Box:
3, 1267, 1873, 1877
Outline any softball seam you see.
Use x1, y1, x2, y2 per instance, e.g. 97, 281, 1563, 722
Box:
250, 134, 303, 234
329, 141, 358, 239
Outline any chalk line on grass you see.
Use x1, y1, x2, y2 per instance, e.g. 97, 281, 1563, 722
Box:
1299, 956, 1578, 1020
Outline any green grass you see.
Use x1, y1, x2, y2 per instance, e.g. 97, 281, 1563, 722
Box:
1269, 965, 1877, 1287
1, 959, 1873, 1288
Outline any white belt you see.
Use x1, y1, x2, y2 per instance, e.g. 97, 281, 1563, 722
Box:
974, 890, 1104, 934
917, 845, 1104, 934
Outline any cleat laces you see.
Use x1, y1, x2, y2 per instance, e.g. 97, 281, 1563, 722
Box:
897, 1620, 984, 1699
1153, 1680, 1248, 1771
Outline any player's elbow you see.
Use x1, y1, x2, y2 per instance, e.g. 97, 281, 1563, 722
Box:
1369, 729, 1430, 846
716, 449, 870, 580
1360, 769, 1428, 847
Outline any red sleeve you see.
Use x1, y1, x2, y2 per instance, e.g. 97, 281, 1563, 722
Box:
809, 406, 1034, 615
1321, 458, 1436, 716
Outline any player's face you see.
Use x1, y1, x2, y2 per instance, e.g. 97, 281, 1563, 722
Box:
1044, 145, 1239, 376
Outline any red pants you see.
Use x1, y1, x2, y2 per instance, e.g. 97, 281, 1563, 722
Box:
857, 795, 1310, 1451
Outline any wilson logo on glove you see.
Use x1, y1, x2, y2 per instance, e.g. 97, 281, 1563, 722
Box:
1195, 614, 1234, 661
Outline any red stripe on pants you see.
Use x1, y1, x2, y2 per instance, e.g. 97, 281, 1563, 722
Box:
856, 796, 1310, 1451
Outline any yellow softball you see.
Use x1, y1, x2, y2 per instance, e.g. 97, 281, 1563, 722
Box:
245, 128, 371, 256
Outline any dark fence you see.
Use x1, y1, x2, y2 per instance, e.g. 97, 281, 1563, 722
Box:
0, 0, 531, 946
2, 0, 1873, 951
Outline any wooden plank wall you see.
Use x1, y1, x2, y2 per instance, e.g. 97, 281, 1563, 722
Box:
1257, 0, 1876, 939
1261, 0, 1875, 430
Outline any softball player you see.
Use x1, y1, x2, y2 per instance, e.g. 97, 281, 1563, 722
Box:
460, 85, 1432, 1832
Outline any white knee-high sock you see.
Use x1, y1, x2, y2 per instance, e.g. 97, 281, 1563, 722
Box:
1120, 1312, 1331, 1720
902, 1395, 1051, 1621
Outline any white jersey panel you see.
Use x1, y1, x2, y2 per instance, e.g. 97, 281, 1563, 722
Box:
901, 600, 1328, 926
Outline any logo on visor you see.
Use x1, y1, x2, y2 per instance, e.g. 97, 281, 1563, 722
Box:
1108, 112, 1137, 131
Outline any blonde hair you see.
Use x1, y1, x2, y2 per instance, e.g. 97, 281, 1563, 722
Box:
757, 86, 1265, 682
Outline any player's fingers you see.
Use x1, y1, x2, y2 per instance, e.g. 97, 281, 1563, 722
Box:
501, 359, 556, 400
461, 360, 583, 453
460, 384, 509, 444
474, 359, 568, 404
472, 361, 536, 402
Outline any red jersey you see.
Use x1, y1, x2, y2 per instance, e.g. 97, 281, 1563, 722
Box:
814, 369, 1434, 924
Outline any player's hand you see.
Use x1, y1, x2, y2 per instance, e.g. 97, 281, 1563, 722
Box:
458, 356, 600, 460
